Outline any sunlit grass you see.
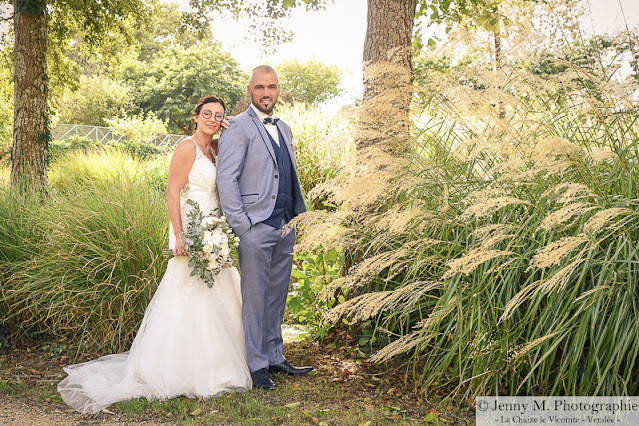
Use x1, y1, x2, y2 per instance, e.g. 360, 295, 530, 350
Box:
278, 103, 354, 210
0, 151, 169, 352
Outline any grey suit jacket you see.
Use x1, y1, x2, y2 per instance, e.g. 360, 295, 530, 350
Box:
216, 107, 306, 237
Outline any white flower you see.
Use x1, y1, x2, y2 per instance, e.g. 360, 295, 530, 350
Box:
208, 259, 219, 270
211, 231, 223, 247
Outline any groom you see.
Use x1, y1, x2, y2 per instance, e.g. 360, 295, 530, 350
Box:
217, 65, 312, 390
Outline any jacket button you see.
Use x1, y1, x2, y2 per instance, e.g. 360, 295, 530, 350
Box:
272, 195, 276, 199
275, 175, 279, 179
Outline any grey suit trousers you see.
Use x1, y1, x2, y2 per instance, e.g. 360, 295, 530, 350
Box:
237, 221, 295, 372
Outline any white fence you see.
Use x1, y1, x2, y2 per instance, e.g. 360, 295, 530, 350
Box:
52, 124, 187, 148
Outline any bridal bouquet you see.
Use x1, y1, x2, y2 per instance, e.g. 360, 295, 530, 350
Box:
163, 199, 240, 288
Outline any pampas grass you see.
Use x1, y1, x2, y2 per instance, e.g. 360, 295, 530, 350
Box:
294, 43, 639, 400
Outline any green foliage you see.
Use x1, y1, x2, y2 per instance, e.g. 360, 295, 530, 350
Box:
48, 135, 100, 161
119, 42, 246, 133
118, 140, 165, 160
288, 248, 344, 339
48, 149, 168, 193
48, 135, 168, 163
56, 75, 134, 126
277, 59, 343, 105
278, 103, 354, 210
0, 151, 169, 351
529, 33, 639, 84
185, 0, 328, 48
316, 62, 639, 400
105, 112, 168, 145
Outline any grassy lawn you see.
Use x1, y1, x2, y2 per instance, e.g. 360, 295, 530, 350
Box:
0, 334, 474, 425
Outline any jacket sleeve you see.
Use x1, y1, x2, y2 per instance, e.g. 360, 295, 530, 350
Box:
216, 120, 252, 236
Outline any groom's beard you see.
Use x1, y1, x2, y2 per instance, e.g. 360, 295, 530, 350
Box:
252, 96, 276, 115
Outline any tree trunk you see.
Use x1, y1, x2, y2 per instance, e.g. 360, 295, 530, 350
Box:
493, 6, 506, 120
12, 0, 49, 190
358, 0, 416, 153
340, 0, 416, 275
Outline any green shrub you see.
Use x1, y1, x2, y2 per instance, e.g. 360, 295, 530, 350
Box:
278, 103, 354, 210
49, 135, 100, 161
118, 140, 166, 160
1, 151, 170, 351
287, 248, 344, 339
105, 113, 168, 145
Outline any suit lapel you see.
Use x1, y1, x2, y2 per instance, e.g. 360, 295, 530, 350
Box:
247, 107, 277, 164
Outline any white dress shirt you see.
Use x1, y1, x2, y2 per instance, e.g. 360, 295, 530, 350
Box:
250, 103, 280, 146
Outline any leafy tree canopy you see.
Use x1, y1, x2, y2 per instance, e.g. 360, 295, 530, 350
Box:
118, 42, 246, 133
277, 59, 342, 105
185, 0, 329, 47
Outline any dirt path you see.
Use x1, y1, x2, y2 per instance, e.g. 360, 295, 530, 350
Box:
0, 326, 467, 425
0, 326, 311, 426
0, 393, 171, 425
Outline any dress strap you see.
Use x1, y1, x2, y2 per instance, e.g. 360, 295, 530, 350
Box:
182, 137, 207, 160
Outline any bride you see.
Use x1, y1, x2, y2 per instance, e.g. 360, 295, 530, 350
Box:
58, 96, 252, 414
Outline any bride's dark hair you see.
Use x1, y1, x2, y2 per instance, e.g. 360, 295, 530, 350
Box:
193, 95, 226, 155
194, 95, 226, 117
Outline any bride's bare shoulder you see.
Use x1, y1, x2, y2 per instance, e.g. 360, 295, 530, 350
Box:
171, 139, 197, 161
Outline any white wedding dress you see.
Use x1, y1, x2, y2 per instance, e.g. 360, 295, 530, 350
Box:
58, 139, 252, 414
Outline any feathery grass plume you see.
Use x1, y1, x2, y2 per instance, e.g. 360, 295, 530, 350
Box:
442, 249, 514, 280
543, 183, 596, 204
372, 208, 434, 236
472, 224, 514, 249
512, 331, 563, 360
341, 247, 414, 289
333, 145, 419, 211
370, 296, 458, 363
529, 236, 590, 269
583, 208, 632, 235
538, 257, 588, 295
500, 281, 544, 322
532, 137, 582, 160
538, 202, 597, 232
587, 146, 618, 164
359, 58, 413, 152
324, 281, 443, 324
289, 210, 354, 253
461, 196, 530, 220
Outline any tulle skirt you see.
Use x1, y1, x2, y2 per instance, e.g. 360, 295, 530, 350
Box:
57, 257, 252, 414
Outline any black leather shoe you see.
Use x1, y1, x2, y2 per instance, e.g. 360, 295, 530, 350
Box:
269, 360, 313, 376
250, 368, 276, 390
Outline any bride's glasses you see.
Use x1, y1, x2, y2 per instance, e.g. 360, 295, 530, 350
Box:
201, 110, 225, 122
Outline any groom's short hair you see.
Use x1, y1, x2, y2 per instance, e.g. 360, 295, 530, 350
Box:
249, 65, 278, 85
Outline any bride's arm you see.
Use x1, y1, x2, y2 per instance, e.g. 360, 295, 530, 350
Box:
166, 141, 196, 256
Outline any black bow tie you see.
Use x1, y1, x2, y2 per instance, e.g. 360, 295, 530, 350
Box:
263, 116, 279, 125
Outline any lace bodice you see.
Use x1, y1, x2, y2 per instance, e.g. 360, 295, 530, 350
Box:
169, 138, 220, 249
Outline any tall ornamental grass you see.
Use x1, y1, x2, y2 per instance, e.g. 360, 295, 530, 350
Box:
296, 60, 639, 399
278, 103, 354, 210
0, 151, 169, 352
